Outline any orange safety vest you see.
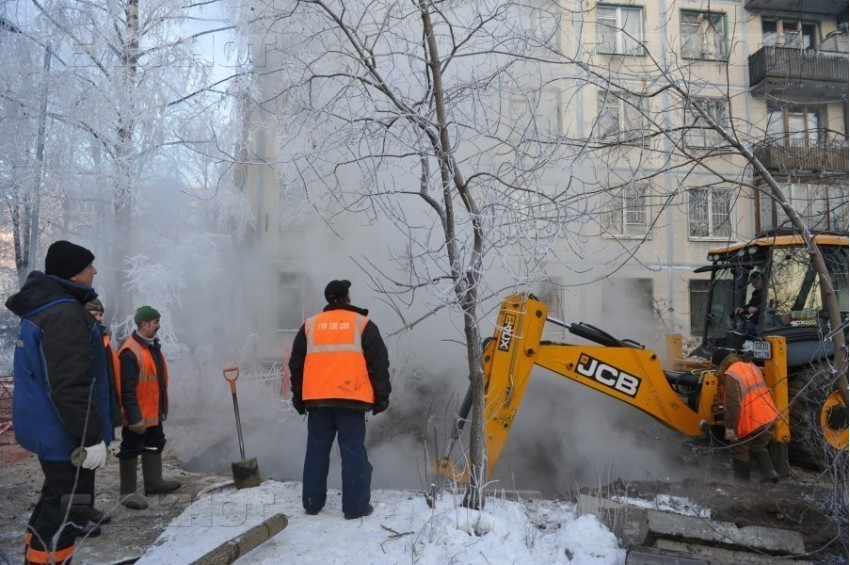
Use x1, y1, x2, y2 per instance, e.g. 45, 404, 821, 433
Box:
725, 361, 778, 437
302, 309, 374, 403
118, 336, 169, 427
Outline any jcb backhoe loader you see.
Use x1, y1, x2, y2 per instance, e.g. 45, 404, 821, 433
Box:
437, 233, 848, 481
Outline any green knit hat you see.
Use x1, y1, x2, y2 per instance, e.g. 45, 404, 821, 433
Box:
134, 305, 161, 324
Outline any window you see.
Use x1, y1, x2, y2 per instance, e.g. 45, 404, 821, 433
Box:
788, 183, 848, 232
759, 183, 847, 233
681, 11, 726, 60
685, 98, 729, 148
597, 5, 645, 55
688, 187, 732, 238
767, 105, 821, 147
689, 279, 711, 335
609, 182, 650, 236
762, 20, 817, 49
597, 90, 646, 144
277, 273, 305, 331
601, 278, 654, 318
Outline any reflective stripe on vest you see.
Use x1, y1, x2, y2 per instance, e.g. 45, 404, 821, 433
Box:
726, 361, 779, 437
302, 310, 373, 403
119, 338, 169, 427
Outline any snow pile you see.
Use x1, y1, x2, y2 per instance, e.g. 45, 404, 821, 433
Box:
138, 480, 626, 564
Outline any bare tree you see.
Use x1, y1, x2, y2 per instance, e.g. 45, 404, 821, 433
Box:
242, 0, 589, 508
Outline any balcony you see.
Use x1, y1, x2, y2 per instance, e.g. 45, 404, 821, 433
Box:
749, 47, 848, 101
754, 138, 849, 176
745, 0, 847, 16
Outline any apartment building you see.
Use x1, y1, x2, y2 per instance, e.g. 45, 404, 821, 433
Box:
238, 1, 848, 358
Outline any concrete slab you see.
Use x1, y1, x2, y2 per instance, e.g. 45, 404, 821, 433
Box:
578, 493, 649, 547
656, 539, 813, 564
646, 509, 806, 555
626, 545, 711, 564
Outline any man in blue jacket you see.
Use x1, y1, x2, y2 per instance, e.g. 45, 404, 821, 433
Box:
5, 240, 114, 565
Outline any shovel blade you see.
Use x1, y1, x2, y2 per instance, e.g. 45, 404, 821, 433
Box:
232, 457, 261, 489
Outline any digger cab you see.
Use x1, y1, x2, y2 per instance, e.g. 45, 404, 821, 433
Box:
692, 232, 848, 369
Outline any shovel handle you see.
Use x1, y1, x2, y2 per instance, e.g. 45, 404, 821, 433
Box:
223, 366, 240, 393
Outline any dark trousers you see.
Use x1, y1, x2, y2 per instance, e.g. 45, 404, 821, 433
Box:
26, 459, 93, 558
303, 407, 372, 515
730, 425, 772, 463
117, 424, 167, 458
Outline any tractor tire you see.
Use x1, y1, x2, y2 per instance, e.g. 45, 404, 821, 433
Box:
788, 362, 849, 470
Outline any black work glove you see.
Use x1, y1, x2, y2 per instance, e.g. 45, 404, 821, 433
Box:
372, 400, 389, 415
293, 399, 306, 416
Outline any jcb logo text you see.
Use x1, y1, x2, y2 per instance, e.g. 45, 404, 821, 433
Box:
498, 314, 516, 352
576, 354, 641, 397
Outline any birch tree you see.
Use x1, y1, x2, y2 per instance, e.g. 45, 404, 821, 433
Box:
1, 0, 245, 320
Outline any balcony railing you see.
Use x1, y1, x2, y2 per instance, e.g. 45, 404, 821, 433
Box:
749, 47, 848, 98
754, 138, 849, 174
745, 0, 847, 17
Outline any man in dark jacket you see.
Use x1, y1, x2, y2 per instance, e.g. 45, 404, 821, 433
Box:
289, 279, 391, 520
5, 240, 114, 565
116, 305, 181, 510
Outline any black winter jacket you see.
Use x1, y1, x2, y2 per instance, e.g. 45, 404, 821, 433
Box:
5, 271, 114, 453
289, 303, 391, 411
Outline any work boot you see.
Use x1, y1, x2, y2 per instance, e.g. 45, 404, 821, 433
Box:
344, 504, 374, 520
71, 520, 101, 539
89, 507, 111, 525
731, 459, 750, 482
119, 457, 148, 510
142, 452, 182, 494
754, 451, 780, 483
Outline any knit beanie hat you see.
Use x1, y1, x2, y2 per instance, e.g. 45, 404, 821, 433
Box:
44, 240, 95, 280
85, 298, 105, 313
134, 305, 161, 324
324, 279, 351, 303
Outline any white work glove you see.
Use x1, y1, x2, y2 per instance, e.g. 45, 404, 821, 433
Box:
724, 428, 738, 442
81, 441, 108, 470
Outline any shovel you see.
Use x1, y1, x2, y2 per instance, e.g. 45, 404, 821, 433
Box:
223, 366, 261, 489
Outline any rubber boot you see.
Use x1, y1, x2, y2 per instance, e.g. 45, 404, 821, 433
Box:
119, 457, 148, 510
754, 451, 780, 483
731, 458, 750, 482
142, 452, 181, 494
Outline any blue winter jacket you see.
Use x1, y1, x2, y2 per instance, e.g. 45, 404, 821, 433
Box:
5, 271, 115, 461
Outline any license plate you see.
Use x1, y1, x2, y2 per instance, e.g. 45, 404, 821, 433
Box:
749, 341, 771, 359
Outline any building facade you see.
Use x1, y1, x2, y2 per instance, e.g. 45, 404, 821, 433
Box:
237, 0, 848, 358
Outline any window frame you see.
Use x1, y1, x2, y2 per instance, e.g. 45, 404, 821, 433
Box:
685, 97, 730, 148
689, 279, 711, 335
597, 90, 648, 145
761, 19, 818, 49
276, 273, 306, 332
680, 10, 727, 61
688, 187, 733, 240
766, 105, 822, 147
597, 4, 646, 56
608, 181, 651, 237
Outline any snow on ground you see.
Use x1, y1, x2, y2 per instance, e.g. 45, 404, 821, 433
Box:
138, 480, 626, 564
610, 494, 711, 518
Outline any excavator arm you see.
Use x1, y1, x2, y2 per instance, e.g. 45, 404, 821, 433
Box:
437, 294, 724, 481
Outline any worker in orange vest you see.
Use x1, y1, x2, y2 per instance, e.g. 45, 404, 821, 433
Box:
289, 279, 391, 520
713, 349, 779, 483
116, 306, 181, 510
